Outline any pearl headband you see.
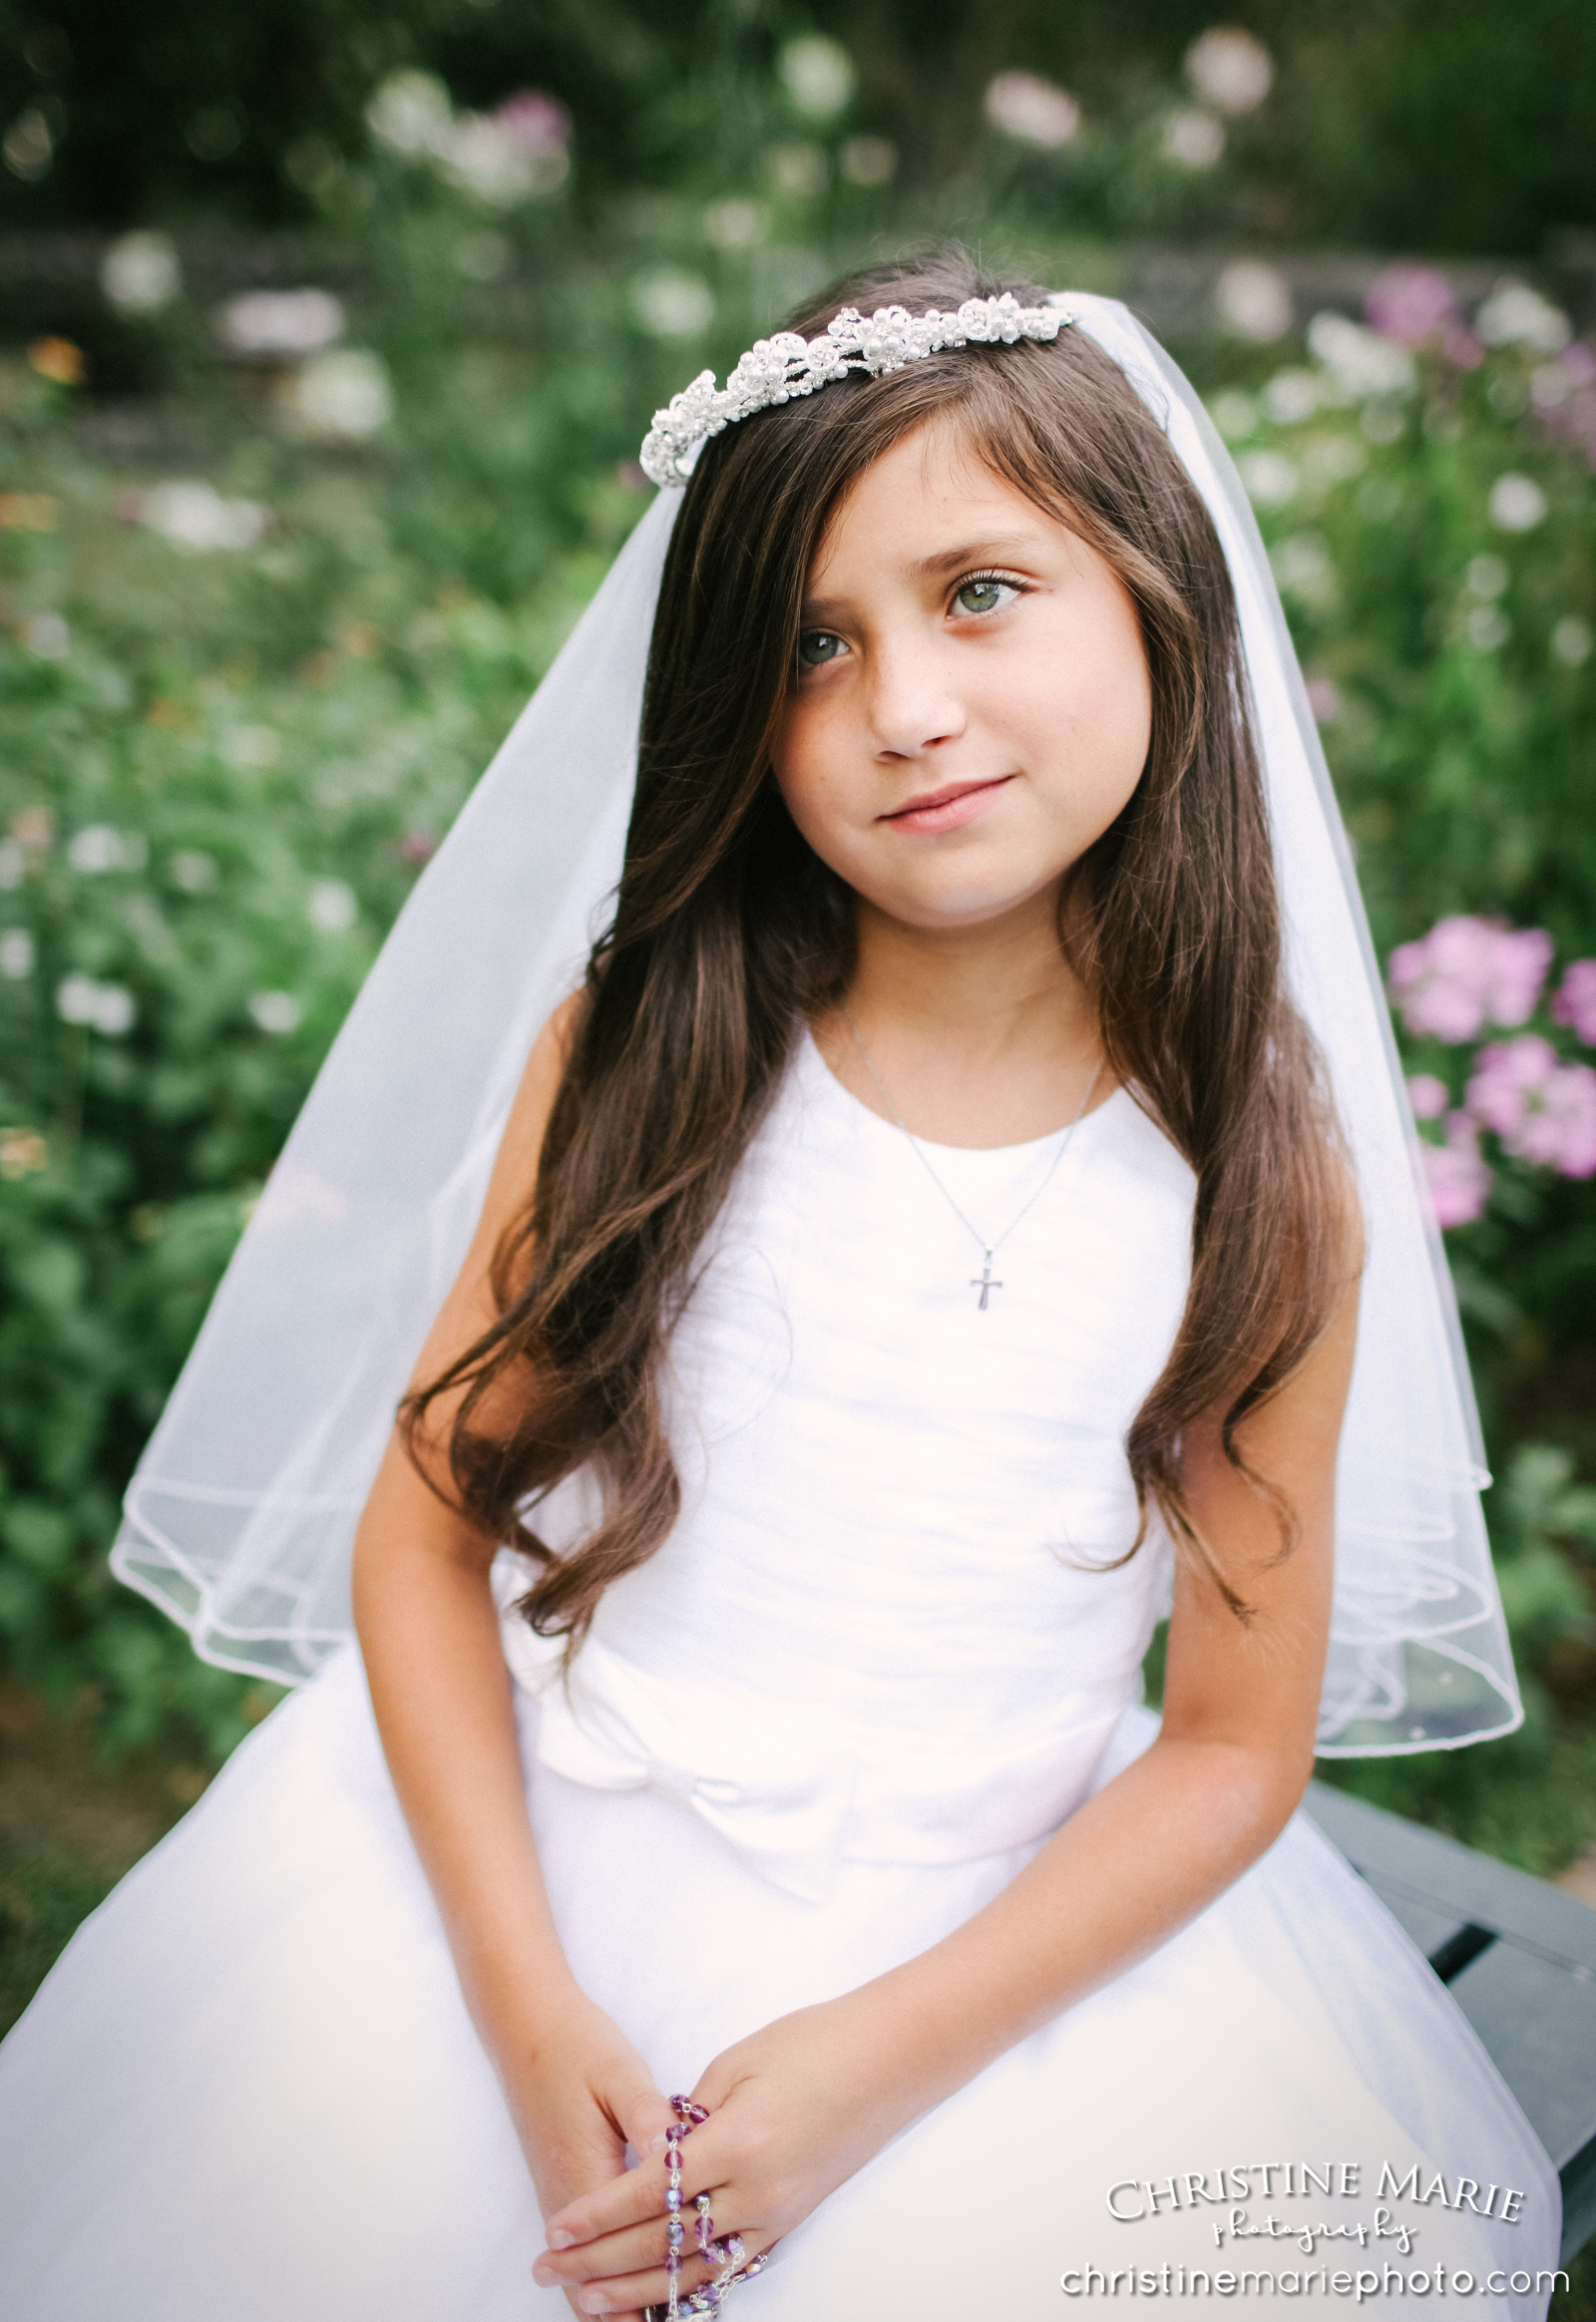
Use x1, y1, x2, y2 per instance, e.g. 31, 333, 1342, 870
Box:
637, 292, 1077, 487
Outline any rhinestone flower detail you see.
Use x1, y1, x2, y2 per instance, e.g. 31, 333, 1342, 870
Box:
638, 293, 1077, 486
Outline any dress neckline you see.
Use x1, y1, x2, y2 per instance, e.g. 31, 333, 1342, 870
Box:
798, 1022, 1134, 1162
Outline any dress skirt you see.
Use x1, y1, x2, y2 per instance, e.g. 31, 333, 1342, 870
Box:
0, 1646, 1562, 2321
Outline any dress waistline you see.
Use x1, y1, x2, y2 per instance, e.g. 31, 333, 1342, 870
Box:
504, 1624, 1131, 1904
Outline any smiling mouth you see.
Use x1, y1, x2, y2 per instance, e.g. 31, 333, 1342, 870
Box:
879, 775, 1016, 833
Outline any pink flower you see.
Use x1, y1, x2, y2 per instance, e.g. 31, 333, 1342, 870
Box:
1366, 262, 1457, 347
492, 91, 572, 155
1552, 959, 1596, 1044
1418, 1113, 1491, 1228
1530, 1063, 1596, 1176
1466, 1033, 1558, 1135
1388, 917, 1553, 1042
1407, 1072, 1450, 1120
1466, 1037, 1596, 1176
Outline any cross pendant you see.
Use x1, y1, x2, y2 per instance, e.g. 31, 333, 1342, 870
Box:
971, 1252, 1002, 1310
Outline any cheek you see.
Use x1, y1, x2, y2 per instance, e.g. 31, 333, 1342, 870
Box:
771, 706, 851, 865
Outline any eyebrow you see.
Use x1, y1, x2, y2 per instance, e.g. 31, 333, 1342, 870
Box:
800, 534, 1051, 621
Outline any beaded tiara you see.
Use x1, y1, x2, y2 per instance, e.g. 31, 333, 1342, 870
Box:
638, 292, 1077, 488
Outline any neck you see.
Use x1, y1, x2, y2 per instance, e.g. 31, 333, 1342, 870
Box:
816, 886, 1107, 1149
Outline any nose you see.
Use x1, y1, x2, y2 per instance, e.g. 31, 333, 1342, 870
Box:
864, 628, 967, 760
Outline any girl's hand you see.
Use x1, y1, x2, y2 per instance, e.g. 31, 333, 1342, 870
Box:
533, 1994, 925, 2316
509, 1994, 680, 2320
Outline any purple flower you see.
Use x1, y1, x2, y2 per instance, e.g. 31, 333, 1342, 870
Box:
1552, 959, 1596, 1045
1366, 263, 1456, 347
1466, 1036, 1596, 1177
1419, 1113, 1491, 1228
1388, 917, 1553, 1042
1466, 1033, 1558, 1135
1407, 1072, 1449, 1120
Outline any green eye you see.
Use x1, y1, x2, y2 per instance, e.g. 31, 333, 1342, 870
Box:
798, 630, 845, 668
955, 579, 1007, 615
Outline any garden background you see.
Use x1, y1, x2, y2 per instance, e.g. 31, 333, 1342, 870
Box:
2, 0, 1596, 2160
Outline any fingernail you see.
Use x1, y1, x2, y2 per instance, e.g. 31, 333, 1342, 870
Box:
531, 2262, 558, 2286
581, 2295, 610, 2316
646, 2131, 669, 2152
548, 2229, 577, 2250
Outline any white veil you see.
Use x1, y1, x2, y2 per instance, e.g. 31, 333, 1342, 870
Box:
112, 294, 1521, 1755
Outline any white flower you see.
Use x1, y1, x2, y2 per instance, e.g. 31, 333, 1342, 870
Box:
1474, 280, 1570, 353
307, 878, 357, 934
1488, 474, 1546, 533
218, 289, 345, 356
247, 990, 304, 1035
632, 270, 715, 340
433, 114, 563, 205
1552, 615, 1592, 666
0, 929, 34, 977
1163, 109, 1225, 169
703, 199, 765, 249
1466, 603, 1511, 651
4, 107, 53, 184
68, 824, 146, 874
1302, 434, 1366, 488
841, 137, 896, 187
779, 36, 856, 121
1215, 261, 1292, 344
57, 974, 135, 1035
285, 350, 393, 442
1466, 554, 1508, 599
1269, 531, 1336, 606
222, 725, 281, 770
1261, 369, 1322, 426
138, 481, 269, 552
984, 72, 1081, 149
169, 849, 218, 893
1307, 311, 1415, 399
1185, 26, 1274, 115
766, 142, 828, 197
1237, 449, 1300, 508
366, 71, 453, 158
21, 612, 69, 659
101, 231, 183, 315
1208, 389, 1258, 441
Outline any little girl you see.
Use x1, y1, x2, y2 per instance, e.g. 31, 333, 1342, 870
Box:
0, 255, 1560, 2320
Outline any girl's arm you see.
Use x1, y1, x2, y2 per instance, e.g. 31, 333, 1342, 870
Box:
533, 1267, 1359, 2315
350, 1006, 677, 2310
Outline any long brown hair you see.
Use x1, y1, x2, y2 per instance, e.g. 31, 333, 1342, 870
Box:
403, 251, 1353, 1637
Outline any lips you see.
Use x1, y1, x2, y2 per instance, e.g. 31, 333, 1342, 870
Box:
879, 775, 1015, 835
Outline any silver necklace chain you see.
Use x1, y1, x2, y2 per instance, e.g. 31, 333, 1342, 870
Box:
840, 1004, 1103, 1309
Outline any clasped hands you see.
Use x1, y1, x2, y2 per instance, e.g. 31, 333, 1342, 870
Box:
523, 1989, 915, 2319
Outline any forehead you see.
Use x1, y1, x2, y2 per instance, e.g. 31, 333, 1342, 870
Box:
805, 417, 1070, 591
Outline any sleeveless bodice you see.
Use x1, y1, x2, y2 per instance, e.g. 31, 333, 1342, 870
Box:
498, 1033, 1197, 1899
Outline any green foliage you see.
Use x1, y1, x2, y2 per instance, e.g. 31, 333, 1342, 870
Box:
0, 1832, 115, 2036
1221, 322, 1596, 1439
5, 0, 1596, 259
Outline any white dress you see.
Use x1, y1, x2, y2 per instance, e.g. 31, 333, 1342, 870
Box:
0, 1033, 1561, 2318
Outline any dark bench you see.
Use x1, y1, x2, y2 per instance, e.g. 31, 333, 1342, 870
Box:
1305, 1783, 1596, 2264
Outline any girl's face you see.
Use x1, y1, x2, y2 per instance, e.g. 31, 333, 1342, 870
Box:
772, 420, 1152, 936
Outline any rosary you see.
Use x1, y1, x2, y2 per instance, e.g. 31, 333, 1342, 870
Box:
651, 2094, 770, 2320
